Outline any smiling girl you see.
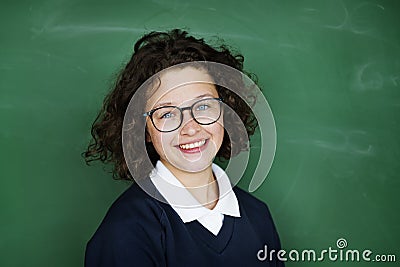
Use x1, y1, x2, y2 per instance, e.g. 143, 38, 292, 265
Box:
84, 29, 283, 267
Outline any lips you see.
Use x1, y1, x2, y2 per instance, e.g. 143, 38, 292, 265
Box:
179, 139, 206, 150
177, 139, 208, 153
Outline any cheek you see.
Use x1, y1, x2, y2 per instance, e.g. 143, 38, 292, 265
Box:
210, 122, 225, 147
147, 126, 173, 156
147, 124, 162, 149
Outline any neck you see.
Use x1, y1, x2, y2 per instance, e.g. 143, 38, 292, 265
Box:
161, 160, 219, 209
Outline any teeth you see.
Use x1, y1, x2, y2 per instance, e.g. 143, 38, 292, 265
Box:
179, 140, 206, 150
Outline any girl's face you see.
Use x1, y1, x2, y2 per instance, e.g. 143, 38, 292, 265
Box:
145, 67, 224, 173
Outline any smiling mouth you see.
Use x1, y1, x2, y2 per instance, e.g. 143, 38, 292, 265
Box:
179, 139, 207, 150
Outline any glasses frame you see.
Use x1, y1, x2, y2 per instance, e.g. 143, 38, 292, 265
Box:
143, 97, 223, 133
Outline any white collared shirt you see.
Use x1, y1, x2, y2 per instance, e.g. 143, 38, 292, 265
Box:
150, 161, 241, 236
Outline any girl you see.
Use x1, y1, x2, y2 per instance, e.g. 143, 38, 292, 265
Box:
84, 29, 283, 267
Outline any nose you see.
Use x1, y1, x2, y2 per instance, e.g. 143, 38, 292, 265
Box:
180, 110, 201, 135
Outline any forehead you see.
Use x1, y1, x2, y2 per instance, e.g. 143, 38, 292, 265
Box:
146, 67, 218, 109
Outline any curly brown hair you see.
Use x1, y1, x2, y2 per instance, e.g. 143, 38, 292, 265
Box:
83, 29, 258, 181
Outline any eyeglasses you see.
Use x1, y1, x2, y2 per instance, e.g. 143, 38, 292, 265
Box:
143, 98, 223, 132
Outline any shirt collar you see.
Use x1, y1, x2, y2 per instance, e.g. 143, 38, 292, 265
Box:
150, 160, 240, 223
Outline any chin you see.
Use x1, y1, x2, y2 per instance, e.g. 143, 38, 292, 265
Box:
172, 157, 214, 173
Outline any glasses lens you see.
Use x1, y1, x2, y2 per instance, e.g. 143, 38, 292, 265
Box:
152, 107, 181, 132
192, 98, 221, 124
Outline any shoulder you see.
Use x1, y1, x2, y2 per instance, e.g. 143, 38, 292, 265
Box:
233, 186, 272, 215
233, 186, 283, 251
106, 182, 164, 220
87, 182, 167, 246
85, 182, 168, 266
233, 186, 278, 232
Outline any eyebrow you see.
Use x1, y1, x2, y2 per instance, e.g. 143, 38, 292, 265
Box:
152, 93, 216, 109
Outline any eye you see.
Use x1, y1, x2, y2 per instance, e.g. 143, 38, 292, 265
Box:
196, 104, 209, 111
160, 112, 174, 119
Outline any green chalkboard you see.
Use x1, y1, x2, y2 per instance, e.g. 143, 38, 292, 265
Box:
1, 0, 399, 266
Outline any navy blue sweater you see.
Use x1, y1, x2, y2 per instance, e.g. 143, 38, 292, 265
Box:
85, 182, 284, 267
